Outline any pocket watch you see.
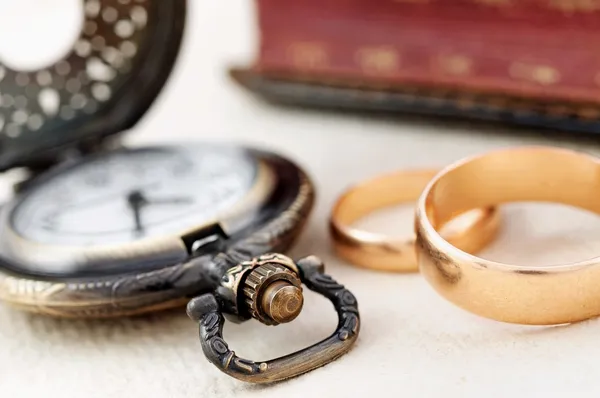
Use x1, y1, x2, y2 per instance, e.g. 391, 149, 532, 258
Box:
0, 0, 360, 383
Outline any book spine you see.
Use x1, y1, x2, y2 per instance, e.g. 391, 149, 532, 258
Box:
255, 0, 600, 104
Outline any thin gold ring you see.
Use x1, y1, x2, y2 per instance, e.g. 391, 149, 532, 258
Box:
329, 169, 500, 272
416, 146, 600, 325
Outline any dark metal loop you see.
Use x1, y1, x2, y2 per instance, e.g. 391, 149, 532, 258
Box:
188, 257, 360, 383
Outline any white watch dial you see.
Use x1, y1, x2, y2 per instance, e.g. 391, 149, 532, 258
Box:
10, 145, 258, 246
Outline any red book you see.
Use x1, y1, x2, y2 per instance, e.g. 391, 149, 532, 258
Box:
231, 1, 600, 133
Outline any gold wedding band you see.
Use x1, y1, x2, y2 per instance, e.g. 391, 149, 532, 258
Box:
330, 169, 500, 272
416, 146, 600, 325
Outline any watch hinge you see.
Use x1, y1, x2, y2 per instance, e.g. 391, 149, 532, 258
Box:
182, 223, 228, 256
60, 135, 124, 163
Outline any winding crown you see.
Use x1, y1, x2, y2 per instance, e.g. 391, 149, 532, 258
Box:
242, 261, 303, 325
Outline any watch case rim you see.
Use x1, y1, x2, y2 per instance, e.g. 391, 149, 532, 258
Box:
0, 144, 315, 318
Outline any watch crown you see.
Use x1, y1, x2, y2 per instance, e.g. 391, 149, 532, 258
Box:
243, 261, 303, 325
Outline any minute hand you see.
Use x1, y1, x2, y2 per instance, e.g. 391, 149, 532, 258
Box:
143, 196, 193, 205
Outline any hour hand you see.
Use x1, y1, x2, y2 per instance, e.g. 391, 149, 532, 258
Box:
126, 190, 147, 234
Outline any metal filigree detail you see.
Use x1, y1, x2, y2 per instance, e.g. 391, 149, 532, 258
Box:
189, 255, 360, 384
300, 261, 360, 342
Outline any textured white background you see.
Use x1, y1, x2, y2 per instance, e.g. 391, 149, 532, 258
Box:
4, 1, 600, 397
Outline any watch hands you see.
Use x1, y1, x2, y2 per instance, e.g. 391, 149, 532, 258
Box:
58, 182, 162, 211
143, 196, 193, 205
126, 190, 147, 235
126, 190, 194, 235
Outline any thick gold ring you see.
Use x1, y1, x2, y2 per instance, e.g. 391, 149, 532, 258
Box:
330, 169, 500, 272
416, 146, 600, 325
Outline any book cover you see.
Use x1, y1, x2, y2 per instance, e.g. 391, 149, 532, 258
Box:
232, 0, 600, 133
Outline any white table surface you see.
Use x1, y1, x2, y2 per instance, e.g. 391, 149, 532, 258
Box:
4, 2, 600, 397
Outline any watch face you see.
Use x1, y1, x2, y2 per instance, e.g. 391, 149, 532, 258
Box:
10, 145, 258, 247
0, 145, 312, 318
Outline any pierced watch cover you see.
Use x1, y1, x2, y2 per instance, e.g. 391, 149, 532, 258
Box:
0, 0, 186, 171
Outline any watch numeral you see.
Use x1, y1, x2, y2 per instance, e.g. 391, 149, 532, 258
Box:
86, 172, 109, 187
41, 213, 57, 231
172, 160, 192, 176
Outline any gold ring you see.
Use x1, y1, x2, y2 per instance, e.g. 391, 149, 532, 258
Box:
330, 169, 500, 272
416, 146, 600, 325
